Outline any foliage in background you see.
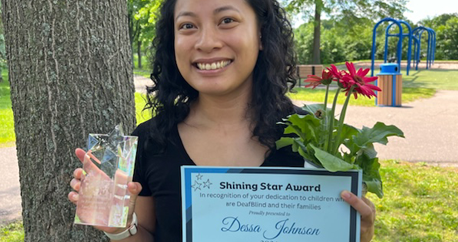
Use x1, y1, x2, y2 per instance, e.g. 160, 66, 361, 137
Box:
293, 13, 458, 64
285, 0, 407, 63
421, 13, 458, 60
128, 0, 162, 69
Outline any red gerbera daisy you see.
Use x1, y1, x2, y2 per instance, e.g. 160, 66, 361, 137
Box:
303, 69, 333, 89
341, 62, 381, 99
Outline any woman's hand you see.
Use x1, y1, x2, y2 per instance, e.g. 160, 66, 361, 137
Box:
68, 148, 142, 234
341, 191, 375, 242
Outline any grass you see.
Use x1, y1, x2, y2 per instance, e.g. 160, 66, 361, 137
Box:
2, 160, 457, 241
0, 221, 24, 242
0, 72, 15, 148
401, 69, 458, 90
135, 92, 151, 124
289, 87, 436, 107
367, 160, 458, 242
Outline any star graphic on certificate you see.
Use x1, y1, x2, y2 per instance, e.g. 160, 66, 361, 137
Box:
191, 181, 202, 191
203, 179, 212, 189
196, 173, 203, 180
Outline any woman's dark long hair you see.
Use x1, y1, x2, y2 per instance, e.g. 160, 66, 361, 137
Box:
145, 0, 297, 151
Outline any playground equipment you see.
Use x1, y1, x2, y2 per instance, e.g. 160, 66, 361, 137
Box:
370, 17, 412, 76
371, 17, 436, 75
384, 20, 413, 75
370, 18, 436, 107
412, 26, 436, 70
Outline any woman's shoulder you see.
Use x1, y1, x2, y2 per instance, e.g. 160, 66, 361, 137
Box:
131, 118, 155, 137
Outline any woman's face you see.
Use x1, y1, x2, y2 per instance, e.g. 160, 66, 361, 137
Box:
174, 0, 261, 98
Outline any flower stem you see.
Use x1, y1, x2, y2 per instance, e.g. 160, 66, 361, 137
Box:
321, 84, 330, 147
333, 85, 355, 154
325, 87, 341, 154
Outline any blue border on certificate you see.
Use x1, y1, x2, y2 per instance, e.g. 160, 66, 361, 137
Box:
181, 166, 361, 242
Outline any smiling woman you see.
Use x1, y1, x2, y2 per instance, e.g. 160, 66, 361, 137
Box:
174, 0, 261, 98
68, 0, 376, 241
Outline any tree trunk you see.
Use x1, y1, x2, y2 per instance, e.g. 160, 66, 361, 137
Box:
137, 41, 142, 69
1, 1, 136, 241
312, 1, 322, 64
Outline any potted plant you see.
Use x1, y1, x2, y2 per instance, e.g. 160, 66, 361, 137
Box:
277, 62, 404, 198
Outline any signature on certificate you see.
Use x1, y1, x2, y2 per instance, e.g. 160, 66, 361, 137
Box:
221, 216, 320, 239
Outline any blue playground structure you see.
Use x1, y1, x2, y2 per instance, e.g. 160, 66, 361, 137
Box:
370, 17, 436, 76
412, 26, 436, 70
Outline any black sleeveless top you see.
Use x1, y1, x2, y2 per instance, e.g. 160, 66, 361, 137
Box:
132, 116, 305, 241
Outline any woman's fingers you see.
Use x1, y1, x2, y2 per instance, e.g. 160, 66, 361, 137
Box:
127, 182, 142, 207
341, 190, 375, 242
126, 182, 142, 218
75, 148, 86, 163
73, 168, 85, 180
68, 191, 79, 205
341, 191, 374, 219
70, 178, 81, 191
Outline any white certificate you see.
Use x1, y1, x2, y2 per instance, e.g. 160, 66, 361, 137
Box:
181, 166, 362, 242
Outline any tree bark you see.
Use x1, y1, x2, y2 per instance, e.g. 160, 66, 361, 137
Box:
1, 1, 136, 241
312, 1, 322, 64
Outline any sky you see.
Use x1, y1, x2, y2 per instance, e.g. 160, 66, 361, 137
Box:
404, 0, 458, 24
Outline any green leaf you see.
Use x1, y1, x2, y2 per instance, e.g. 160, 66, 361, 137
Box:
353, 122, 405, 148
301, 104, 326, 117
283, 114, 321, 143
275, 137, 294, 150
340, 123, 359, 141
310, 144, 358, 172
358, 154, 384, 198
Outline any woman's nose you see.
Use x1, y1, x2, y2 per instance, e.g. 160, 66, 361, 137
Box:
195, 27, 223, 52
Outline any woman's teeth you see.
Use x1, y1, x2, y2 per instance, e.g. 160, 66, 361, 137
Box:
197, 60, 231, 70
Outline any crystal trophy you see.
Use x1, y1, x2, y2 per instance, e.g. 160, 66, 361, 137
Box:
74, 124, 138, 227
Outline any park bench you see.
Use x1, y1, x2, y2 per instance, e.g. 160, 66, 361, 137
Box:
296, 65, 324, 87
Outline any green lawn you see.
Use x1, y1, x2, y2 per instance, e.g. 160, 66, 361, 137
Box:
289, 87, 435, 107
3, 160, 457, 242
367, 160, 458, 242
401, 69, 458, 90
0, 72, 15, 147
0, 221, 24, 242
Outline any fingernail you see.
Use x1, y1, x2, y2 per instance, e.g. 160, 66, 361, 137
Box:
341, 191, 351, 199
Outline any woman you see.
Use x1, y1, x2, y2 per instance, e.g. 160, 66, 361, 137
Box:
69, 0, 375, 241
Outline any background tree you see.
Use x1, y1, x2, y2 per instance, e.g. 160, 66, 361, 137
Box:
128, 0, 161, 69
1, 0, 136, 241
287, 0, 408, 64
420, 13, 458, 60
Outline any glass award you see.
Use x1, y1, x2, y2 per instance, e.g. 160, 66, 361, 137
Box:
74, 124, 138, 227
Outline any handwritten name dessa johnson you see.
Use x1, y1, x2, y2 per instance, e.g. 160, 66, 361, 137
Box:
220, 182, 322, 192
221, 217, 320, 239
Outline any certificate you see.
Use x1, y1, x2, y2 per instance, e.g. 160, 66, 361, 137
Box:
181, 166, 362, 242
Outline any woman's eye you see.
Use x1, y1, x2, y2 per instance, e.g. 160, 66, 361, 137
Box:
220, 18, 234, 25
180, 23, 195, 30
